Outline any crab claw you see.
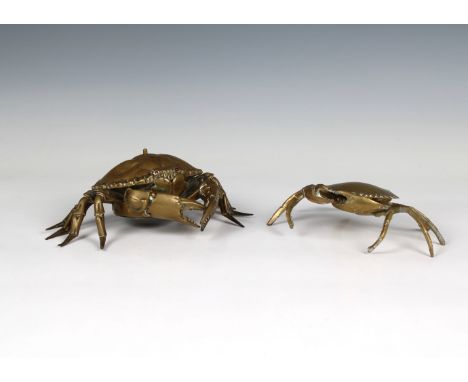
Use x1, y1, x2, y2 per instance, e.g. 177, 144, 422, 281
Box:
146, 193, 204, 227
198, 174, 251, 231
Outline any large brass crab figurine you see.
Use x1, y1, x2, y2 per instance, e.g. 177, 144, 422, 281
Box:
46, 149, 251, 249
267, 182, 445, 257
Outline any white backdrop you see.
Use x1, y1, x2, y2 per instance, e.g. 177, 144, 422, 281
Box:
1, 25, 467, 381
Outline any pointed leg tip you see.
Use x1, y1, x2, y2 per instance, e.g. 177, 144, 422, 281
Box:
367, 247, 374, 253
99, 237, 106, 249
225, 215, 244, 228
46, 228, 68, 240
58, 239, 71, 247
46, 223, 61, 230
231, 208, 252, 216
58, 234, 76, 247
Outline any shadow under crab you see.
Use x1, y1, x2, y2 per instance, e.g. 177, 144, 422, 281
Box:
46, 149, 251, 249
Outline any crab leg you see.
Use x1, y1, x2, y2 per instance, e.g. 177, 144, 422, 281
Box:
368, 210, 395, 253
189, 174, 250, 230
219, 193, 244, 227
46, 193, 93, 245
267, 188, 305, 228
57, 195, 93, 247
94, 193, 107, 249
407, 207, 446, 245
402, 205, 439, 257
46, 199, 85, 232
231, 208, 253, 217
368, 203, 445, 257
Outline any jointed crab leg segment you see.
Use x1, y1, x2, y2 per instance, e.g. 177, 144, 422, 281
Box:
267, 188, 306, 228
408, 207, 446, 245
368, 203, 445, 257
45, 227, 68, 239
46, 194, 93, 243
57, 194, 93, 247
182, 173, 250, 229
398, 204, 437, 257
230, 209, 253, 217
94, 193, 107, 249
194, 174, 250, 230
219, 193, 244, 227
46, 195, 90, 232
368, 210, 395, 253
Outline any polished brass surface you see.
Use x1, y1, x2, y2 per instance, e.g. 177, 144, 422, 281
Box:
46, 149, 251, 249
267, 182, 445, 257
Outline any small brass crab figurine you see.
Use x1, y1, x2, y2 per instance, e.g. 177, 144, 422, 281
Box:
46, 149, 251, 249
267, 182, 445, 257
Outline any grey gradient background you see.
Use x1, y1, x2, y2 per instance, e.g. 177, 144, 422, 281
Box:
1, 26, 468, 380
